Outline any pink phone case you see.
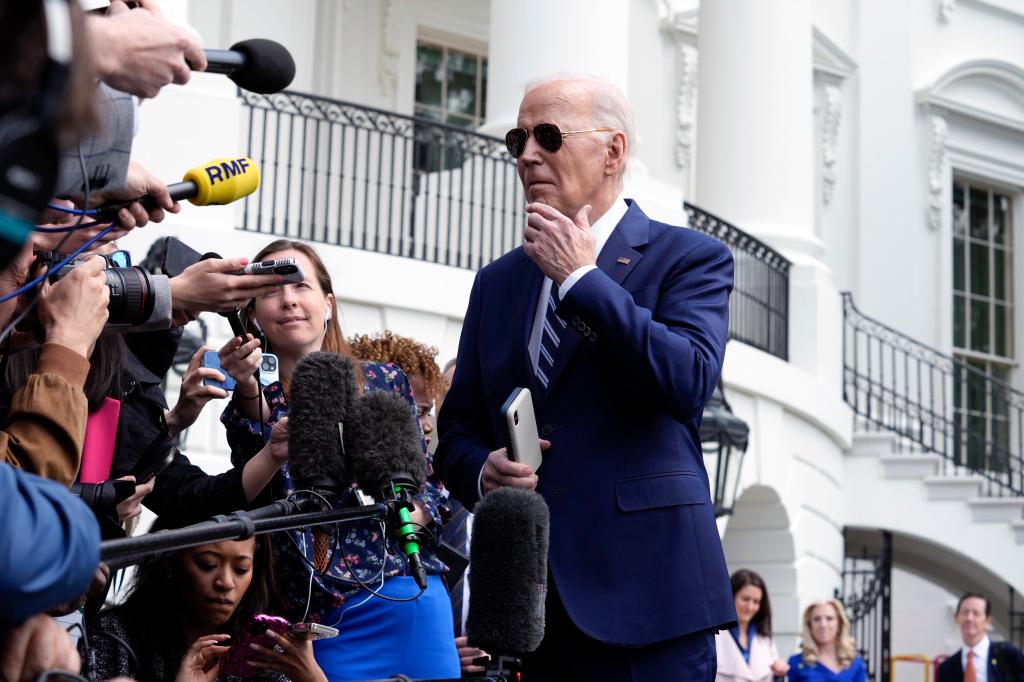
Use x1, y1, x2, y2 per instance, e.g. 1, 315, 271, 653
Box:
219, 614, 291, 677
79, 397, 121, 483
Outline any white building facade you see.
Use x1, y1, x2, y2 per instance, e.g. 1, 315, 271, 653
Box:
121, 1, 1024, 678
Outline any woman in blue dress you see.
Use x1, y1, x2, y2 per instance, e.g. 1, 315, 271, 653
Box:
216, 239, 458, 681
787, 599, 867, 682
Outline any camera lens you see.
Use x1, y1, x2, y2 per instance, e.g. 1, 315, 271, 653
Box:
104, 267, 156, 325
514, 412, 519, 426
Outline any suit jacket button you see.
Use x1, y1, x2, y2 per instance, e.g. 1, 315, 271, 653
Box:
589, 332, 597, 342
540, 424, 553, 436
571, 316, 580, 325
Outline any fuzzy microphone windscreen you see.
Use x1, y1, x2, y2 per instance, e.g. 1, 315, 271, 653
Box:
466, 487, 550, 655
344, 389, 426, 492
286, 352, 356, 489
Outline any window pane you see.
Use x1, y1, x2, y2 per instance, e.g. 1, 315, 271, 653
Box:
445, 49, 478, 117
953, 238, 964, 292
415, 44, 444, 107
480, 58, 488, 119
446, 112, 475, 128
954, 293, 965, 348
993, 246, 1008, 301
994, 303, 1010, 358
969, 187, 989, 240
952, 182, 966, 238
970, 298, 990, 353
993, 192, 1009, 246
970, 241, 989, 297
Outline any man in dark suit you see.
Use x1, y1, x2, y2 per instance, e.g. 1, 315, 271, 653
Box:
937, 593, 1024, 682
435, 74, 736, 681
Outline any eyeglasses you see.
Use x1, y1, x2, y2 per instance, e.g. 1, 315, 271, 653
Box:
504, 123, 615, 158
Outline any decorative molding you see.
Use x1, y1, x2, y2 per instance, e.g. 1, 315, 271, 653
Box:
938, 0, 957, 23
675, 44, 698, 171
928, 115, 949, 231
378, 0, 400, 100
821, 85, 842, 206
915, 59, 1024, 134
812, 27, 857, 84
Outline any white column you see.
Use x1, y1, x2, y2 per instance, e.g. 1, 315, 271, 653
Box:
695, 0, 818, 257
481, 0, 630, 136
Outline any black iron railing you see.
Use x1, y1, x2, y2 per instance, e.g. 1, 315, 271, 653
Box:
238, 90, 524, 269
837, 530, 892, 682
842, 293, 1024, 497
685, 203, 790, 361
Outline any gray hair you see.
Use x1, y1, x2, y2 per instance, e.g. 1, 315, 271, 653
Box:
523, 73, 637, 180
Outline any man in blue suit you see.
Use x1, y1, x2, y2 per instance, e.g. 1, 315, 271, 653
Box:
435, 74, 736, 680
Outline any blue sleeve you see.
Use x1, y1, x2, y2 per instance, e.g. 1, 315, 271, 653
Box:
558, 235, 733, 423
435, 271, 495, 508
787, 654, 808, 682
0, 465, 99, 630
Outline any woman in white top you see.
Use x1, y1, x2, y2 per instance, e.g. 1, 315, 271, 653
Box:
715, 569, 790, 682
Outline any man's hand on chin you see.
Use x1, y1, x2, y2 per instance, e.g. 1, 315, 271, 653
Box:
523, 202, 596, 283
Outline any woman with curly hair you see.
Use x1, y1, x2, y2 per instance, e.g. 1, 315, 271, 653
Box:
787, 599, 866, 682
348, 330, 444, 449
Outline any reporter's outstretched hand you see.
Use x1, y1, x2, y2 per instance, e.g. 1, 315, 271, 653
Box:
37, 256, 110, 358
170, 258, 282, 319
166, 346, 229, 437
0, 614, 80, 682
83, 161, 181, 230
217, 334, 262, 396
175, 634, 230, 682
115, 475, 155, 523
455, 635, 489, 675
89, 0, 207, 99
247, 629, 328, 682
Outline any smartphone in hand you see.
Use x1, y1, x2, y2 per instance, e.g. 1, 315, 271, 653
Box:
502, 387, 543, 472
232, 257, 305, 284
201, 351, 236, 391
220, 614, 291, 677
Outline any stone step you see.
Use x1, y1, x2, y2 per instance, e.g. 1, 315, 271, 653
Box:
967, 498, 1024, 523
923, 475, 985, 501
850, 431, 899, 458
880, 454, 942, 479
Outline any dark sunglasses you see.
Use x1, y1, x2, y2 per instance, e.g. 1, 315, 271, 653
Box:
505, 123, 615, 158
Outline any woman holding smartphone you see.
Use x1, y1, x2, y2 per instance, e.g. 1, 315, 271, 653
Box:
215, 239, 458, 681
83, 531, 325, 682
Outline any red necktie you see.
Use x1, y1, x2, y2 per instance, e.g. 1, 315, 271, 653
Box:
964, 647, 977, 682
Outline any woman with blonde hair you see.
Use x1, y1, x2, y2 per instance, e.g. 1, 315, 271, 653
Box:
787, 599, 866, 681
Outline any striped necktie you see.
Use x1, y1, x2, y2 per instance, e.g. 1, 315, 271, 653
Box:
535, 285, 566, 391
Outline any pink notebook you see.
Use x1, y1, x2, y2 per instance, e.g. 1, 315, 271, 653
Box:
79, 397, 121, 483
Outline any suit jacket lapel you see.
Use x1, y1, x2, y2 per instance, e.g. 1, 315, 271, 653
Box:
513, 254, 545, 394
543, 200, 649, 393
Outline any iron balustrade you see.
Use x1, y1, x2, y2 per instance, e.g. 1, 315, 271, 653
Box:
837, 530, 893, 682
238, 89, 525, 269
684, 203, 790, 361
842, 292, 1024, 497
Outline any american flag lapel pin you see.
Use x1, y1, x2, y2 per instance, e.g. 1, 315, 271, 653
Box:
616, 256, 631, 265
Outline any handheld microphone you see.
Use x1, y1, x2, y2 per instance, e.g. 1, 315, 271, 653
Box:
466, 487, 550, 667
93, 156, 260, 218
345, 390, 429, 590
201, 39, 296, 94
287, 352, 358, 492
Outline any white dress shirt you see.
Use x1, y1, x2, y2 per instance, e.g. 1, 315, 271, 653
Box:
962, 635, 990, 682
528, 196, 628, 371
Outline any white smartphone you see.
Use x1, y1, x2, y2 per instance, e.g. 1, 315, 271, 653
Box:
290, 622, 339, 640
233, 257, 305, 284
502, 387, 543, 472
259, 353, 280, 386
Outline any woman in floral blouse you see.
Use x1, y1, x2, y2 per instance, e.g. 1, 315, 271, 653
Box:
216, 239, 458, 681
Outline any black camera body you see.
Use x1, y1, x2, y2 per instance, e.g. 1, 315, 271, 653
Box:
38, 252, 157, 326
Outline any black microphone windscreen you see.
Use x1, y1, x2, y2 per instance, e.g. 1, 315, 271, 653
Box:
287, 352, 356, 488
466, 488, 550, 655
345, 390, 425, 493
228, 38, 296, 94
